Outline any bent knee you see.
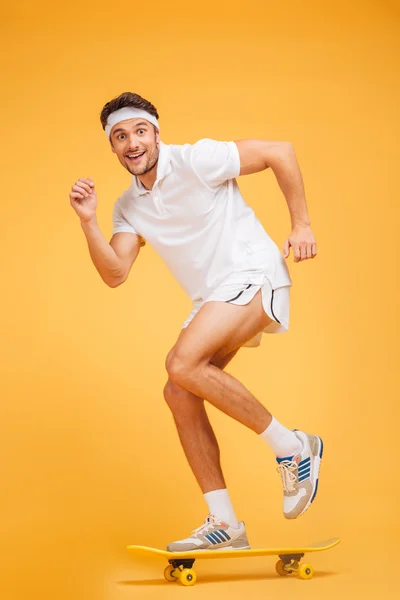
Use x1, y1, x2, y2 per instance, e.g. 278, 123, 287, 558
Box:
163, 379, 186, 405
165, 348, 196, 385
163, 379, 202, 412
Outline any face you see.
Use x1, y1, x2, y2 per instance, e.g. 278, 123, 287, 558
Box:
109, 118, 160, 177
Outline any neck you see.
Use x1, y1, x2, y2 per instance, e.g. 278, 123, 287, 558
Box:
138, 164, 158, 190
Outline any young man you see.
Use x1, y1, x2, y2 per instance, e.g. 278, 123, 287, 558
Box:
70, 92, 321, 552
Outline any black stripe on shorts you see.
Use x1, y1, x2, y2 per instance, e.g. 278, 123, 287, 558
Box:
270, 289, 281, 324
225, 284, 253, 303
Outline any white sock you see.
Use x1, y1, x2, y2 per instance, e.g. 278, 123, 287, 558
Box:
203, 489, 239, 529
259, 416, 302, 458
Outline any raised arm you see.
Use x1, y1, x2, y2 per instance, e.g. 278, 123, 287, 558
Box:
234, 140, 317, 262
70, 178, 141, 287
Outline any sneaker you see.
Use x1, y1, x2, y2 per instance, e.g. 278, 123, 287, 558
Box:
166, 514, 250, 552
276, 430, 323, 519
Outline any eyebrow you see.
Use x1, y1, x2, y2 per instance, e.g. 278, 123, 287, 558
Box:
112, 122, 148, 136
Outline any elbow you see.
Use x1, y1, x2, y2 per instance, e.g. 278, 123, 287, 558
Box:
273, 142, 295, 165
106, 271, 127, 288
263, 141, 294, 170
283, 141, 295, 153
107, 276, 125, 288
108, 279, 121, 288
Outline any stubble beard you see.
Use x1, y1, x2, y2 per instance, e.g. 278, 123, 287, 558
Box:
125, 145, 159, 177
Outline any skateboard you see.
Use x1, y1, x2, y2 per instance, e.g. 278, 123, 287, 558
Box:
127, 537, 340, 586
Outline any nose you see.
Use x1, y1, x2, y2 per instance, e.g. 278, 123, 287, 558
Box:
126, 133, 140, 150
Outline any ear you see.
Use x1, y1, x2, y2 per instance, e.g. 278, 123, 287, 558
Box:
155, 128, 160, 143
110, 141, 116, 154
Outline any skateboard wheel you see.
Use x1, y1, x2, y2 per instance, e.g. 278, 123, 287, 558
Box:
164, 565, 178, 582
275, 560, 289, 576
298, 563, 314, 580
178, 568, 197, 586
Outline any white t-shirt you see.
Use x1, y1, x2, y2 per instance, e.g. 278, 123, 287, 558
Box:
112, 138, 292, 303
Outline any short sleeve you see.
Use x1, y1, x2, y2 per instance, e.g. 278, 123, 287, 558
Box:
190, 139, 241, 188
112, 203, 146, 246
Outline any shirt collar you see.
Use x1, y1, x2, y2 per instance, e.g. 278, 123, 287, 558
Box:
130, 141, 172, 197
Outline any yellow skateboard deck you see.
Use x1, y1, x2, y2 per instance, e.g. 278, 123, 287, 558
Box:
127, 537, 340, 586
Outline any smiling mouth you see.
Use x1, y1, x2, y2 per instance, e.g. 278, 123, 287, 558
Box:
126, 151, 145, 162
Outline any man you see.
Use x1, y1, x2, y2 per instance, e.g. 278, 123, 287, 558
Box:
70, 92, 321, 552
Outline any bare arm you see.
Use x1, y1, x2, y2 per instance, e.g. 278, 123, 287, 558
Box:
234, 140, 317, 261
70, 178, 141, 287
81, 218, 141, 287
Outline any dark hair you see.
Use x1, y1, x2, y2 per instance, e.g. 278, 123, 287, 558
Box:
100, 92, 159, 130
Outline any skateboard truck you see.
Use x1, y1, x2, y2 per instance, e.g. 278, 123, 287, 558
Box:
276, 553, 314, 579
166, 559, 197, 585
168, 558, 195, 570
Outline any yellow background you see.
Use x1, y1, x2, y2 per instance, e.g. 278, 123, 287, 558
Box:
1, 1, 398, 598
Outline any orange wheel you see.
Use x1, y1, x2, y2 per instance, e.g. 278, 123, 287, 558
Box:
164, 565, 178, 582
275, 560, 289, 576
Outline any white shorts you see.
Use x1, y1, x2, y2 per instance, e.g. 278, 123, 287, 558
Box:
182, 275, 290, 348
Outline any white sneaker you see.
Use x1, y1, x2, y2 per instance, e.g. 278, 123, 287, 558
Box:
276, 430, 323, 519
166, 514, 250, 552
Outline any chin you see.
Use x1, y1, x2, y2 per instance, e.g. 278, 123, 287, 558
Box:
125, 163, 144, 176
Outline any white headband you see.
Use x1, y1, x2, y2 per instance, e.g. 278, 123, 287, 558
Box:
104, 107, 159, 139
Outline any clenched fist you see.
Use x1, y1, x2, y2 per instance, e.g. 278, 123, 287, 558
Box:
69, 178, 97, 222
283, 224, 317, 262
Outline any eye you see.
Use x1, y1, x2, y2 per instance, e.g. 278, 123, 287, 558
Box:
138, 129, 145, 134
118, 133, 126, 140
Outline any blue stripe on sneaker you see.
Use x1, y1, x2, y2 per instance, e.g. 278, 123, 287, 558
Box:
276, 456, 295, 463
298, 473, 310, 482
217, 529, 231, 541
297, 465, 311, 474
309, 437, 323, 504
212, 531, 226, 543
298, 468, 310, 476
205, 534, 218, 545
299, 467, 311, 475
310, 478, 319, 503
299, 457, 311, 467
208, 533, 221, 544
297, 463, 311, 473
298, 464, 310, 474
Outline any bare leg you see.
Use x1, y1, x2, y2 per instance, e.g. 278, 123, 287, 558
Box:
166, 290, 274, 434
164, 348, 239, 494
